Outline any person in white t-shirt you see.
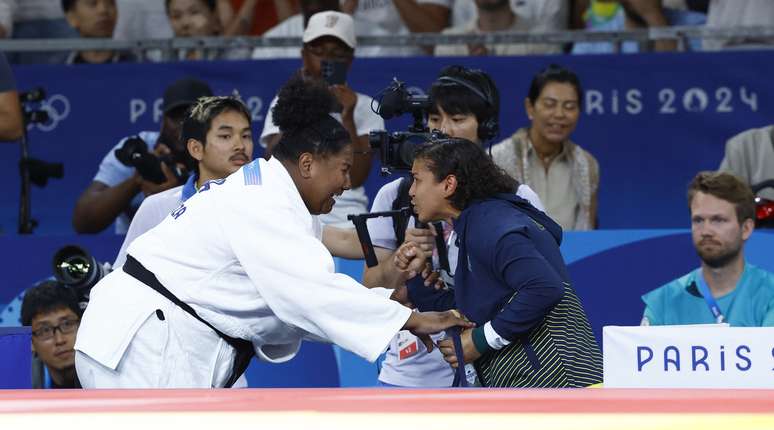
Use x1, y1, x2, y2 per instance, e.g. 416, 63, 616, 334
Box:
261, 10, 381, 229
364, 65, 545, 387
251, 0, 336, 59
251, 0, 398, 59
341, 0, 451, 55
113, 95, 254, 269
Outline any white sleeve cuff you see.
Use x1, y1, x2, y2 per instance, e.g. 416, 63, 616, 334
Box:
254, 340, 302, 364
484, 322, 511, 350
370, 287, 396, 299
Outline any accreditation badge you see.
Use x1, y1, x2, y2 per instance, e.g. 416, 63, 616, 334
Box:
397, 331, 419, 360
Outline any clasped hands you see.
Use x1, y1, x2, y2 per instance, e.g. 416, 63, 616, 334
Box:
392, 226, 481, 367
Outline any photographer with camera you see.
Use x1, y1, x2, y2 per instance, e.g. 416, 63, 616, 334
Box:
113, 95, 253, 269
0, 52, 23, 141
260, 10, 380, 229
72, 78, 213, 234
364, 66, 544, 387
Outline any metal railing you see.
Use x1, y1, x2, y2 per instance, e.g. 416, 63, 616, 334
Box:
1, 25, 774, 57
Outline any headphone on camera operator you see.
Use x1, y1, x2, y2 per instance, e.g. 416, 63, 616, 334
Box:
378, 68, 501, 245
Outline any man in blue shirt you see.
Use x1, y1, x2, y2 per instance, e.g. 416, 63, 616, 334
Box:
642, 171, 774, 326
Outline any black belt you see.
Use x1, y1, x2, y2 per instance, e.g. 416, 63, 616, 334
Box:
123, 255, 254, 388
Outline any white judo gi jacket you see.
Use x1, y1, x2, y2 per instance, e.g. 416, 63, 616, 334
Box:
75, 157, 412, 387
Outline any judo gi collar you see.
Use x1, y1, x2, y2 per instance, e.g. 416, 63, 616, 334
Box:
182, 173, 199, 201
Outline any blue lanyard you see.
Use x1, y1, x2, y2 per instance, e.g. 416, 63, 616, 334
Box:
695, 271, 725, 324
448, 327, 468, 387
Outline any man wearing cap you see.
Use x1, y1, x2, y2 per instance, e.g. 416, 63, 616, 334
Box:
261, 10, 382, 229
72, 77, 213, 234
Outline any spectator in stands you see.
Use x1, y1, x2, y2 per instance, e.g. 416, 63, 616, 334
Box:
117, 0, 296, 40
113, 0, 173, 41
113, 96, 253, 269
21, 281, 82, 389
719, 125, 774, 201
572, 0, 706, 54
434, 0, 562, 57
364, 65, 544, 387
72, 78, 213, 234
0, 0, 76, 64
62, 0, 136, 64
491, 64, 599, 231
252, 0, 338, 59
0, 52, 23, 141
703, 0, 774, 51
341, 0, 451, 56
398, 138, 602, 387
642, 171, 774, 326
218, 0, 297, 36
515, 0, 571, 30
251, 0, 393, 59
164, 0, 250, 60
260, 11, 381, 228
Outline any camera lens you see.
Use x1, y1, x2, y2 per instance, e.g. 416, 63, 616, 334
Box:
53, 246, 94, 286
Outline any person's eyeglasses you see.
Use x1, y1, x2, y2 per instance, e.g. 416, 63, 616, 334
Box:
304, 45, 353, 62
32, 319, 80, 341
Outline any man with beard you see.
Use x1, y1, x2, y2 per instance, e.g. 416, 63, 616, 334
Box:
641, 171, 774, 326
72, 78, 213, 234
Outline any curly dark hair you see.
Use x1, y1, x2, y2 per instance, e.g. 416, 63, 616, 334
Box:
414, 138, 518, 211
271, 74, 350, 161
21, 280, 81, 326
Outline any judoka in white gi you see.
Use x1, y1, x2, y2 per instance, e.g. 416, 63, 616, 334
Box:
74, 75, 473, 388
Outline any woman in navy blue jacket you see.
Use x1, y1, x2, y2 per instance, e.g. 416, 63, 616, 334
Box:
401, 138, 602, 388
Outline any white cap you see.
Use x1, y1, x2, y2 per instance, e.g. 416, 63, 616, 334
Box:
302, 11, 356, 49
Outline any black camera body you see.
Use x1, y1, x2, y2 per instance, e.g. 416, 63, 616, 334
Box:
370, 129, 448, 173
52, 245, 110, 308
114, 136, 187, 184
370, 78, 447, 174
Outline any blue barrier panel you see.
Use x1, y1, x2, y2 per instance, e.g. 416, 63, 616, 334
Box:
5, 51, 774, 233
0, 327, 31, 389
243, 341, 339, 388
0, 230, 771, 387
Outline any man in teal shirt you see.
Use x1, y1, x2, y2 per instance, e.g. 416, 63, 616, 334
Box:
642, 171, 774, 326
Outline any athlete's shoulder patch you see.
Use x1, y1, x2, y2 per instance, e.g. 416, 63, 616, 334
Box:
243, 160, 262, 185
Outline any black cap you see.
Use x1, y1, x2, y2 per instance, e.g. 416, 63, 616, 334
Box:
162, 78, 213, 114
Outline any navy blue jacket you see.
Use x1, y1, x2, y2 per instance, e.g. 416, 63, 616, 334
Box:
409, 193, 568, 340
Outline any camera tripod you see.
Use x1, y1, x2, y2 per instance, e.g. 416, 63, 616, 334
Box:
19, 87, 63, 234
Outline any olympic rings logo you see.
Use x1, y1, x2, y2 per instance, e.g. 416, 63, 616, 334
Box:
27, 94, 71, 132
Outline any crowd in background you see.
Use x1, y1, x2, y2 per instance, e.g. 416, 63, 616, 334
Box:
2, 0, 774, 65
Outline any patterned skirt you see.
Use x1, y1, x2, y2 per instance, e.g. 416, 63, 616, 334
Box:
475, 285, 603, 388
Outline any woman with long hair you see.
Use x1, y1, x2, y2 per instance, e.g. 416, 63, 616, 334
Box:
400, 137, 602, 388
